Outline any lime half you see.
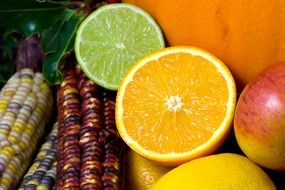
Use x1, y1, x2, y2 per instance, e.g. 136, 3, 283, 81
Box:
75, 3, 165, 90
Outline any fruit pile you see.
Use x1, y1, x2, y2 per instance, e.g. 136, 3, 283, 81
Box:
0, 1, 284, 190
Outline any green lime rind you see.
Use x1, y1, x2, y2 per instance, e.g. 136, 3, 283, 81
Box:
75, 3, 165, 90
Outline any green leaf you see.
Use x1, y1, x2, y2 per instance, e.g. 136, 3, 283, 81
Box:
0, 0, 85, 85
0, 33, 18, 84
0, 61, 15, 83
42, 9, 84, 85
0, 0, 68, 35
0, 0, 67, 10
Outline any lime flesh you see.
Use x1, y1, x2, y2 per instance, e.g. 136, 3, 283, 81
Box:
75, 3, 165, 90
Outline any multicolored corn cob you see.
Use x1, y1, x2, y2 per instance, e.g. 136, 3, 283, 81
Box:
0, 68, 53, 189
56, 65, 124, 190
57, 68, 81, 189
19, 122, 58, 190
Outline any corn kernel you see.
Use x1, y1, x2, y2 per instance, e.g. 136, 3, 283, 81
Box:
1, 176, 11, 187
7, 162, 17, 174
0, 129, 9, 136
36, 185, 49, 190
26, 179, 39, 186
11, 124, 24, 134
21, 77, 33, 84
7, 135, 18, 144
1, 146, 15, 159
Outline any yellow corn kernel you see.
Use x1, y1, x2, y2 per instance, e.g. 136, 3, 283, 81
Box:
0, 99, 10, 106
7, 162, 17, 174
5, 111, 16, 118
0, 129, 9, 136
36, 185, 49, 190
63, 87, 78, 96
1, 146, 15, 158
25, 124, 35, 136
35, 106, 43, 115
7, 135, 18, 144
37, 151, 47, 160
21, 77, 33, 84
3, 89, 16, 97
18, 141, 27, 151
11, 124, 24, 134
1, 177, 11, 187
40, 83, 50, 94
26, 179, 39, 186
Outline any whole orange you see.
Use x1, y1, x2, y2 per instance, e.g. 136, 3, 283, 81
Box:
123, 0, 285, 90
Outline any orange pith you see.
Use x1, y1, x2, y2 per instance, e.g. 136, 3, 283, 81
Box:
116, 46, 236, 165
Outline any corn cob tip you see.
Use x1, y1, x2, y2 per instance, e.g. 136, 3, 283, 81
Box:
16, 34, 44, 73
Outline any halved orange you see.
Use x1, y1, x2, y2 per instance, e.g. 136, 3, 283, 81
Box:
116, 46, 237, 166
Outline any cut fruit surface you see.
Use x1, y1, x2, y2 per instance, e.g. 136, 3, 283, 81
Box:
116, 46, 237, 166
75, 3, 165, 90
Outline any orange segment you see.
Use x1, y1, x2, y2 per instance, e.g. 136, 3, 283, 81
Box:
116, 46, 236, 166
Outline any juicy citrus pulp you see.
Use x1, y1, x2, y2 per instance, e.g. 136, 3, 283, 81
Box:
75, 3, 165, 90
116, 46, 237, 166
149, 153, 276, 190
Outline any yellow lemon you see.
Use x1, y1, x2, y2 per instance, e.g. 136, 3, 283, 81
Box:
150, 153, 276, 190
126, 149, 172, 190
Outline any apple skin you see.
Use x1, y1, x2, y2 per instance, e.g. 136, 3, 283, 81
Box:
234, 62, 285, 171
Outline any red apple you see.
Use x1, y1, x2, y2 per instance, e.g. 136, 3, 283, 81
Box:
234, 62, 285, 171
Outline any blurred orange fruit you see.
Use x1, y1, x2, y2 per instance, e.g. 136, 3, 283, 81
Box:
123, 0, 285, 90
126, 149, 172, 190
116, 46, 236, 166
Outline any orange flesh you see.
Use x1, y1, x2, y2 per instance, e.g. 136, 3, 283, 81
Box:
122, 52, 229, 154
